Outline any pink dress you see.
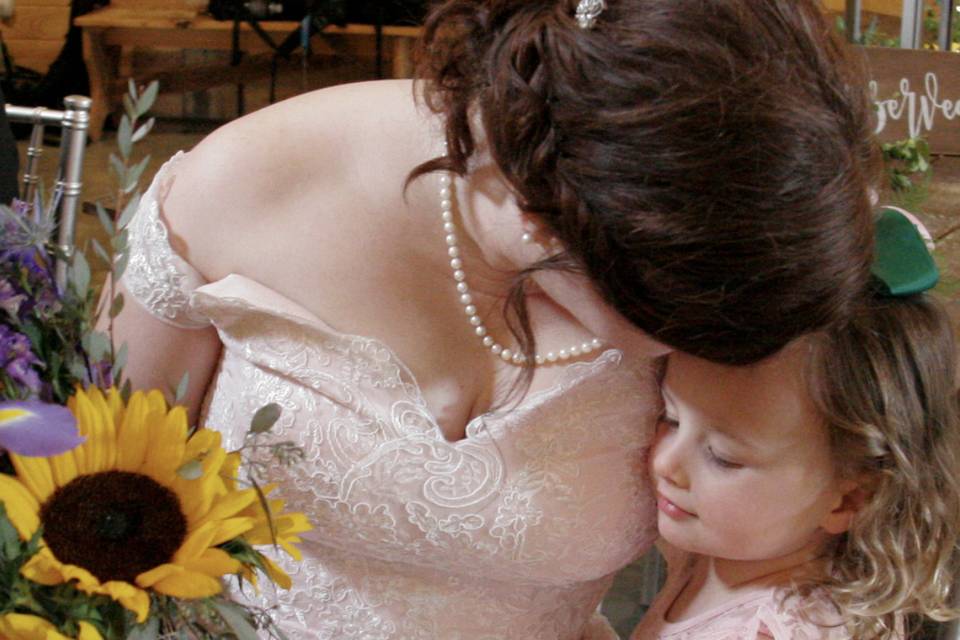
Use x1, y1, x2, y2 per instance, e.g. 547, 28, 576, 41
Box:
631, 550, 852, 640
122, 152, 661, 639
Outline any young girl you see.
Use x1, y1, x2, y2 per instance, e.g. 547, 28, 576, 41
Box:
634, 210, 960, 639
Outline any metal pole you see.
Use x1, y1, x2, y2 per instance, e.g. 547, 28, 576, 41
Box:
54, 95, 90, 292
845, 0, 862, 43
900, 0, 925, 48
939, 0, 956, 51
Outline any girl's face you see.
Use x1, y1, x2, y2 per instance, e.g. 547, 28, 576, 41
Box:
651, 347, 853, 563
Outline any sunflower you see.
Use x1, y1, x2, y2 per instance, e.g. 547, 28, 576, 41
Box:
221, 453, 311, 590
0, 613, 102, 640
0, 387, 274, 622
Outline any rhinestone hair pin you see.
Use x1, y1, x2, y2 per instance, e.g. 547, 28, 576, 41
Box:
575, 0, 606, 29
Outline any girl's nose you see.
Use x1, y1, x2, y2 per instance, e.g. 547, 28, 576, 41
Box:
651, 424, 689, 488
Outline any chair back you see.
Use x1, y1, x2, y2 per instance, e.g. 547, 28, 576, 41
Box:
5, 95, 92, 289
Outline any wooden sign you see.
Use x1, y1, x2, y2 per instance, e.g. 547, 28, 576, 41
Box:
861, 46, 960, 155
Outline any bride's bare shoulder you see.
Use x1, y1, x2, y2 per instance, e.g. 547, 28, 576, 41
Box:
158, 79, 432, 275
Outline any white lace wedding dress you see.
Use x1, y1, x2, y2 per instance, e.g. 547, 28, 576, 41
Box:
122, 152, 660, 639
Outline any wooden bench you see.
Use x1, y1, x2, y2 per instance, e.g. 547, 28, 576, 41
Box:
74, 6, 423, 141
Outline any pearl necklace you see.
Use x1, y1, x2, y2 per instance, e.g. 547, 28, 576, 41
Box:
439, 171, 603, 366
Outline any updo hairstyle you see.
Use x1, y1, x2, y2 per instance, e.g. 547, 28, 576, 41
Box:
413, 0, 880, 366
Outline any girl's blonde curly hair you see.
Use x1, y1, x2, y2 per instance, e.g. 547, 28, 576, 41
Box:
803, 293, 960, 639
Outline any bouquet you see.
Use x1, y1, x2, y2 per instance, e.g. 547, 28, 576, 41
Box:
0, 82, 310, 639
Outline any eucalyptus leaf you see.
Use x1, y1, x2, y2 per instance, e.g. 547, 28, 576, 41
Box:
84, 331, 111, 362
109, 153, 126, 184
122, 93, 137, 122
124, 155, 151, 194
127, 78, 137, 102
117, 115, 133, 160
91, 237, 112, 267
250, 403, 282, 434
174, 372, 190, 405
137, 81, 160, 117
95, 201, 114, 236
111, 228, 129, 254
115, 342, 128, 371
117, 193, 142, 231
131, 117, 155, 144
126, 616, 160, 640
176, 459, 203, 480
109, 293, 125, 319
121, 378, 133, 403
211, 600, 260, 640
113, 249, 131, 281
71, 251, 91, 297
0, 504, 21, 561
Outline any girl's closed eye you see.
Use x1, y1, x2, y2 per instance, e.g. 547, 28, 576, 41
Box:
705, 445, 744, 470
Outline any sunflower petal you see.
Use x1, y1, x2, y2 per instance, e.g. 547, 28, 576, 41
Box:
136, 563, 223, 598
114, 391, 147, 471
142, 405, 187, 482
0, 612, 72, 639
0, 474, 40, 539
180, 547, 241, 576
9, 452, 55, 503
78, 621, 105, 640
260, 554, 292, 590
91, 581, 151, 623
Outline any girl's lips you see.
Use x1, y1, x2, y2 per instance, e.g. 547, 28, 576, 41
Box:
657, 493, 696, 519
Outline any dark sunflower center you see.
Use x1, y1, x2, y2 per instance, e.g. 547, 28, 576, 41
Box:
40, 470, 188, 584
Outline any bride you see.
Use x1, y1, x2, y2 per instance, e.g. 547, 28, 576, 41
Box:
109, 0, 878, 637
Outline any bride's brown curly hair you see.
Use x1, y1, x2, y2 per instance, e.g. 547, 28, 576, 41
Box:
411, 0, 879, 369
803, 293, 960, 639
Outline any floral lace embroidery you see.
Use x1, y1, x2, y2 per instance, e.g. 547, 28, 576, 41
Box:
120, 154, 661, 638
122, 152, 209, 329
192, 288, 660, 639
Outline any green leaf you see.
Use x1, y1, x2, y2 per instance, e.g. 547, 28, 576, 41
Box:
128, 78, 137, 102
211, 600, 260, 640
117, 193, 142, 231
250, 403, 282, 434
109, 152, 126, 184
113, 249, 131, 282
71, 251, 91, 297
0, 503, 22, 561
174, 372, 189, 405
137, 81, 160, 117
123, 155, 151, 195
117, 115, 133, 160
111, 228, 129, 254
176, 459, 203, 480
122, 93, 137, 122
109, 293, 125, 319
126, 616, 159, 640
83, 331, 111, 362
131, 118, 155, 145
121, 378, 133, 403
249, 476, 277, 546
95, 202, 114, 236
115, 342, 128, 371
91, 237, 112, 267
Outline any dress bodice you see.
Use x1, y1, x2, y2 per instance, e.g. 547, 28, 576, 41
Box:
631, 548, 854, 640
123, 153, 660, 639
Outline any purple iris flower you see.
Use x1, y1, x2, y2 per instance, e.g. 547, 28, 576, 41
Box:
0, 400, 83, 456
0, 279, 25, 319
0, 324, 43, 394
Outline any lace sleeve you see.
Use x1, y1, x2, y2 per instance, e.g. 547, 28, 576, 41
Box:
121, 151, 210, 329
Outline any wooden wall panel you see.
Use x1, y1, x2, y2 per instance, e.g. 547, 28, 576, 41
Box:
862, 46, 960, 155
822, 0, 915, 16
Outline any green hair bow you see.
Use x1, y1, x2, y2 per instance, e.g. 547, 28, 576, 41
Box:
871, 207, 939, 297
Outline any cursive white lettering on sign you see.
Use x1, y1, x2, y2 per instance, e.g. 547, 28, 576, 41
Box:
871, 72, 960, 137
